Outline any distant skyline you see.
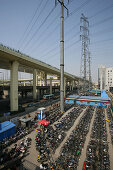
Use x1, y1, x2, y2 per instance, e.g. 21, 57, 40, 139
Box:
0, 0, 113, 83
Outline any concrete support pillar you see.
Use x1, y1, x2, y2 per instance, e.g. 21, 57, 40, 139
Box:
37, 74, 39, 86
33, 69, 37, 100
64, 77, 66, 97
21, 91, 24, 98
43, 73, 47, 86
10, 61, 19, 111
72, 80, 74, 91
69, 82, 72, 91
24, 81, 26, 86
40, 72, 42, 86
50, 77, 52, 94
37, 89, 40, 100
25, 92, 27, 98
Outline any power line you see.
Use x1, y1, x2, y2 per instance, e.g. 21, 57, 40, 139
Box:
65, 31, 80, 42
40, 39, 80, 62
90, 15, 113, 28
22, 1, 87, 56
34, 30, 79, 60
90, 37, 113, 45
90, 27, 113, 37
91, 47, 113, 53
69, 0, 92, 17
19, 0, 92, 64
37, 29, 79, 57
28, 15, 60, 54
26, 0, 77, 53
29, 0, 109, 56
19, 0, 49, 50
21, 5, 56, 51
65, 22, 80, 34
65, 39, 80, 49
17, 0, 44, 48
89, 3, 113, 19
25, 0, 75, 54
39, 46, 59, 59
30, 20, 80, 55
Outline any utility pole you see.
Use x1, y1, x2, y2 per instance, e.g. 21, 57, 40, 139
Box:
56, 0, 69, 113
80, 13, 90, 92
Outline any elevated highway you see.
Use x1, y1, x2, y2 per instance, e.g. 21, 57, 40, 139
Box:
0, 44, 81, 81
0, 44, 82, 111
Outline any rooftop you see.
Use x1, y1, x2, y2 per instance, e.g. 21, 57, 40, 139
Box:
0, 121, 15, 133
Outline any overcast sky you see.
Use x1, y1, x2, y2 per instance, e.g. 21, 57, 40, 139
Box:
0, 0, 113, 83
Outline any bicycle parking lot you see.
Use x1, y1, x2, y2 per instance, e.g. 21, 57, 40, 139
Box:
0, 99, 113, 170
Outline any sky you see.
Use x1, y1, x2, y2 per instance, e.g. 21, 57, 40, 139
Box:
0, 0, 113, 83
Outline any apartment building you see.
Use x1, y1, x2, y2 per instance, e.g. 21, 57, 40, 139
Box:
98, 66, 113, 91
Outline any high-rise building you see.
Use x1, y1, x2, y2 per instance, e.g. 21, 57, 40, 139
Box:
98, 65, 113, 91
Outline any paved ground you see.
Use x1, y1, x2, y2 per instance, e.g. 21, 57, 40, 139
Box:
53, 107, 88, 160
52, 106, 75, 130
22, 129, 40, 166
23, 106, 76, 167
6, 123, 40, 168
77, 108, 96, 170
5, 106, 113, 170
105, 109, 113, 170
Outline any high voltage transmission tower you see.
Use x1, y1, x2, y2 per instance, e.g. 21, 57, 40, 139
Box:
80, 13, 91, 91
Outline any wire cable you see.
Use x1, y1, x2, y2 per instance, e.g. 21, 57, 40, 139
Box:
19, 0, 49, 50
90, 15, 113, 28
40, 38, 80, 62
17, 0, 44, 48
28, 14, 60, 54
69, 0, 92, 17
90, 37, 113, 45
90, 27, 113, 37
22, 5, 57, 51
35, 29, 79, 60
89, 3, 113, 19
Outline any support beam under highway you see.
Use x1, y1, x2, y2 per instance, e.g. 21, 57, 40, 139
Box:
10, 61, 19, 111
33, 69, 37, 100
69, 82, 72, 91
43, 73, 47, 86
72, 80, 75, 91
50, 77, 52, 94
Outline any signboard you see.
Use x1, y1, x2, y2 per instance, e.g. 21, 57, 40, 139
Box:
4, 112, 10, 116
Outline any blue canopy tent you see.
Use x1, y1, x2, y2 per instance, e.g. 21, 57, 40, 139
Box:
0, 121, 16, 141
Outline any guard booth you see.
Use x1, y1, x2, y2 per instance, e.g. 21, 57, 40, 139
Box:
19, 117, 32, 128
36, 107, 46, 120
